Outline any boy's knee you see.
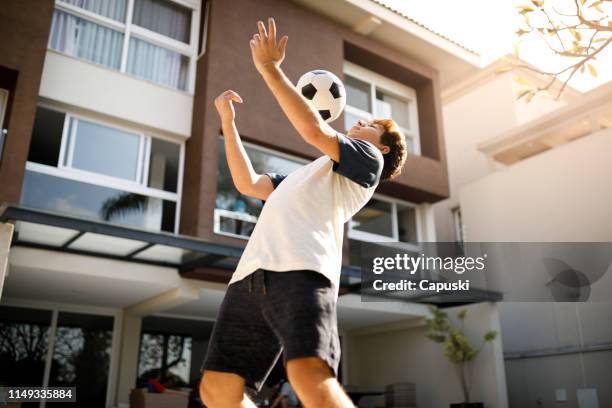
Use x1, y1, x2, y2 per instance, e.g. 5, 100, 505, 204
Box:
199, 371, 244, 406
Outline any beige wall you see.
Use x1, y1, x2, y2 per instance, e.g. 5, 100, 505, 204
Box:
505, 350, 612, 408
345, 302, 508, 408
459, 128, 612, 242
458, 127, 612, 408
434, 72, 571, 241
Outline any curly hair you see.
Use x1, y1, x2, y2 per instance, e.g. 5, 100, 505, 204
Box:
372, 119, 408, 181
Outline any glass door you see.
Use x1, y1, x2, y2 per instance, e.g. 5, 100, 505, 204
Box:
0, 305, 116, 408
47, 312, 114, 407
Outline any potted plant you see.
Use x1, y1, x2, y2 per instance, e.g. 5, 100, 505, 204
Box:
425, 305, 497, 408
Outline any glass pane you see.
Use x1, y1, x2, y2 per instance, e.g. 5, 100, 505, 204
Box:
133, 0, 191, 43
60, 0, 127, 22
216, 139, 303, 237
148, 138, 180, 193
48, 10, 124, 69
405, 134, 415, 154
28, 107, 65, 167
49, 312, 114, 408
217, 211, 257, 237
397, 203, 418, 244
0, 90, 6, 161
137, 333, 192, 387
21, 170, 176, 232
127, 37, 189, 90
345, 75, 371, 113
344, 110, 369, 134
376, 89, 410, 129
0, 306, 52, 395
352, 199, 393, 237
71, 119, 141, 181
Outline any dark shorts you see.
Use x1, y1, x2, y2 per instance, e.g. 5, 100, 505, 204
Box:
201, 269, 340, 392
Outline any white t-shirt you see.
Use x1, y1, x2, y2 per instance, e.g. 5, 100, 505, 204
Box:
229, 134, 384, 298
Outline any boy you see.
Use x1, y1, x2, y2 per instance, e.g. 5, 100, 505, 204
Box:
200, 18, 407, 408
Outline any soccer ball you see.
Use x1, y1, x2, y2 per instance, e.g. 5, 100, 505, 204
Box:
296, 70, 346, 123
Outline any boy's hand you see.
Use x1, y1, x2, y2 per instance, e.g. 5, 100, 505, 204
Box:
214, 90, 243, 122
250, 18, 288, 74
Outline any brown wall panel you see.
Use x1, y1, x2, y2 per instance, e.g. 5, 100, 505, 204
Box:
0, 0, 54, 204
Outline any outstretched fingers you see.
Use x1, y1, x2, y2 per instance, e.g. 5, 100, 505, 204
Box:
268, 17, 276, 45
257, 20, 268, 41
278, 35, 288, 54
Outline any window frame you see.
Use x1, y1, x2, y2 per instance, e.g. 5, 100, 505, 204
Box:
52, 0, 202, 93
452, 206, 465, 243
213, 139, 308, 240
27, 103, 185, 233
343, 61, 421, 155
348, 193, 422, 250
0, 89, 8, 161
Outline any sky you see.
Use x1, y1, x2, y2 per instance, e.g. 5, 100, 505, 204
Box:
380, 0, 611, 92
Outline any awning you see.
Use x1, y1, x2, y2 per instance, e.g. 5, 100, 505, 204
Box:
0, 204, 360, 278
1, 204, 500, 305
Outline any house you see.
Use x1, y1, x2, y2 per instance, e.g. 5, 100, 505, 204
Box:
0, 0, 509, 407
437, 54, 612, 407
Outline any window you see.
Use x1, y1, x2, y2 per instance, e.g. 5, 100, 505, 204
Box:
0, 305, 116, 407
344, 62, 420, 155
349, 196, 419, 245
452, 207, 464, 243
48, 0, 200, 91
23, 105, 183, 233
348, 196, 421, 266
49, 312, 114, 407
215, 138, 304, 239
137, 333, 192, 387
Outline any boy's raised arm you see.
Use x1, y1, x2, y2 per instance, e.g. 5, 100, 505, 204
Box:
250, 18, 340, 162
214, 90, 275, 201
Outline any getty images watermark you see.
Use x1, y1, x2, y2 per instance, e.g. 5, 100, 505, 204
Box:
370, 252, 487, 292
356, 242, 612, 303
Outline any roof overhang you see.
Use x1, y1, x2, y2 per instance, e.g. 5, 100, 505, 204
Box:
1, 204, 499, 306
290, 0, 482, 89
478, 81, 612, 165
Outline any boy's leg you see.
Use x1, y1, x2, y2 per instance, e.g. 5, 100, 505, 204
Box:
287, 357, 354, 408
201, 271, 283, 406
261, 270, 351, 408
199, 370, 257, 408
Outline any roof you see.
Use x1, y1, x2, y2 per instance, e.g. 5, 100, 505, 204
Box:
442, 55, 583, 104
369, 0, 480, 55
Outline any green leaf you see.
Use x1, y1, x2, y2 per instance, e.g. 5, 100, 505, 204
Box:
531, 0, 544, 6
427, 334, 446, 343
484, 330, 498, 342
588, 64, 598, 77
457, 309, 468, 320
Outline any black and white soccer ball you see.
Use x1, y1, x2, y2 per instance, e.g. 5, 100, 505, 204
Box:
296, 70, 346, 123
